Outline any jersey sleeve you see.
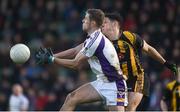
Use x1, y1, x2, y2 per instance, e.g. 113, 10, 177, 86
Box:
80, 32, 100, 57
133, 33, 144, 49
123, 31, 144, 49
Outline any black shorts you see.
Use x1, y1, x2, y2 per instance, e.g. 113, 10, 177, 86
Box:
126, 73, 150, 96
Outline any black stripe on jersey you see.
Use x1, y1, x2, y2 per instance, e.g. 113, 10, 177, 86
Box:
121, 33, 134, 48
112, 40, 124, 77
121, 33, 143, 76
135, 57, 141, 74
121, 34, 135, 76
112, 40, 120, 52
123, 42, 133, 77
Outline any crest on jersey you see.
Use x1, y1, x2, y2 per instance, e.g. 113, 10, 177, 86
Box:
117, 90, 125, 97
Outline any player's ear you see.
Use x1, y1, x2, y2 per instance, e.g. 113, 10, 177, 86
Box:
91, 20, 97, 27
114, 21, 119, 28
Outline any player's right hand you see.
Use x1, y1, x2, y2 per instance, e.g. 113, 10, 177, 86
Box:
35, 47, 54, 65
164, 61, 178, 75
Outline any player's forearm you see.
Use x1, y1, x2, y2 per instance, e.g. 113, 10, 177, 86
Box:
54, 48, 77, 59
53, 57, 78, 69
146, 46, 166, 64
54, 43, 83, 59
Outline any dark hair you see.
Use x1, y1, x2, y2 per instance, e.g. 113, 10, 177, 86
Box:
105, 12, 123, 28
86, 9, 105, 27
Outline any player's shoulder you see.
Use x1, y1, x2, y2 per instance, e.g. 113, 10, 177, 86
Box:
9, 95, 14, 100
122, 30, 136, 43
122, 31, 136, 38
166, 80, 176, 90
21, 95, 29, 102
89, 29, 101, 38
19, 94, 27, 99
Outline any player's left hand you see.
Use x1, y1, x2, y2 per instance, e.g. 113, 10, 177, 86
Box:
164, 61, 178, 75
35, 47, 54, 65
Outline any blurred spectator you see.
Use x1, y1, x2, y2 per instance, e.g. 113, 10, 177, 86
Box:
148, 82, 162, 110
35, 90, 48, 111
0, 93, 8, 110
27, 88, 36, 111
44, 92, 59, 111
9, 84, 29, 111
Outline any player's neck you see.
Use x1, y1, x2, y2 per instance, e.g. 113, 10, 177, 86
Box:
110, 36, 119, 41
87, 27, 99, 36
118, 30, 122, 37
110, 30, 121, 41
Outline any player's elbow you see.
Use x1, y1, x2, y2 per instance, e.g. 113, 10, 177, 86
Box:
148, 46, 156, 54
71, 59, 81, 69
143, 43, 153, 54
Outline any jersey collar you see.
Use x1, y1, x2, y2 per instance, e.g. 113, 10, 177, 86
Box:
87, 29, 101, 38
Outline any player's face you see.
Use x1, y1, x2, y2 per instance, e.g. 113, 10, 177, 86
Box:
102, 17, 113, 38
82, 13, 91, 32
13, 85, 22, 96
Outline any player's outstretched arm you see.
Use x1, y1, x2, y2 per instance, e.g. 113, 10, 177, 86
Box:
35, 47, 88, 69
53, 51, 88, 69
54, 43, 83, 59
142, 40, 166, 64
142, 40, 177, 74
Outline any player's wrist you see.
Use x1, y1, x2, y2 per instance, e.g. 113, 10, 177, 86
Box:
164, 61, 168, 65
51, 56, 55, 63
48, 56, 55, 64
164, 61, 177, 74
164, 61, 171, 68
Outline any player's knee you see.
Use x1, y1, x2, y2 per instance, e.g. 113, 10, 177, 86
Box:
126, 106, 136, 111
126, 102, 138, 111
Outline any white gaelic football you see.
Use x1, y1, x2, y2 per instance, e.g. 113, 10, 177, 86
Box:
10, 44, 30, 64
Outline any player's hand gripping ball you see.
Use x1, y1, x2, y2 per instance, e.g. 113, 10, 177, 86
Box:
10, 44, 30, 64
35, 47, 54, 65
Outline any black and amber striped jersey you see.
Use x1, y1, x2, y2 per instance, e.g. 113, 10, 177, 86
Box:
112, 31, 144, 79
163, 80, 180, 111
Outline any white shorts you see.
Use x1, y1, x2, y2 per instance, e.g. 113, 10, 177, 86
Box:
90, 79, 128, 106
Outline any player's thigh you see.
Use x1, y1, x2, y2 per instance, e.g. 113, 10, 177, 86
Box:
69, 83, 102, 104
108, 105, 125, 111
127, 92, 143, 107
